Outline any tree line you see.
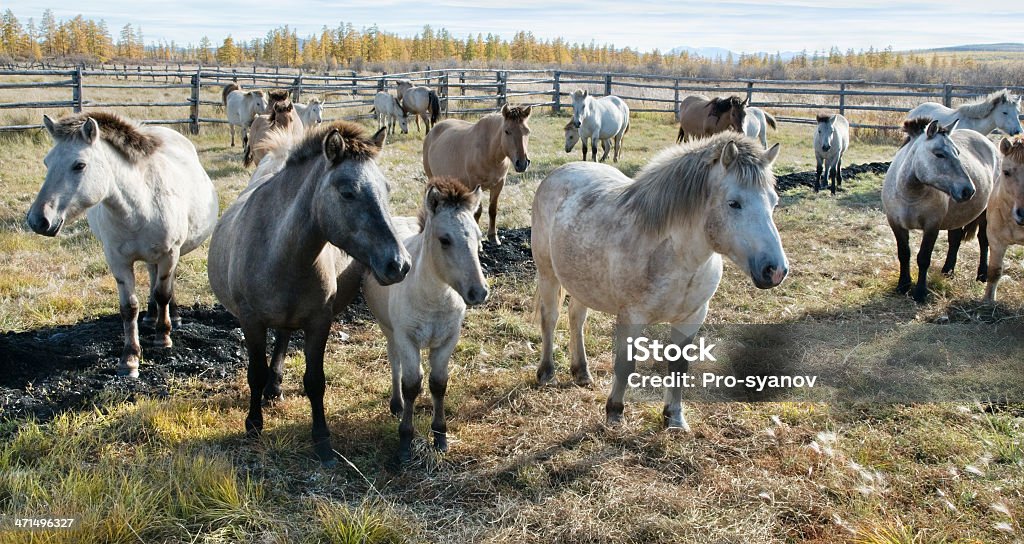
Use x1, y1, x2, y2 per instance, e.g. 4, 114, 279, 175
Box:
2, 8, 1018, 86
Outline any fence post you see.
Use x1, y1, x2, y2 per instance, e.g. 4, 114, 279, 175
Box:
190, 70, 201, 135
441, 73, 449, 116
604, 74, 612, 96
552, 71, 561, 114
252, 66, 257, 85
460, 71, 466, 96
496, 71, 507, 109
352, 70, 357, 95
72, 64, 83, 113
674, 79, 680, 119
745, 81, 754, 105
839, 83, 847, 115
378, 77, 386, 92
943, 83, 952, 108
292, 73, 303, 102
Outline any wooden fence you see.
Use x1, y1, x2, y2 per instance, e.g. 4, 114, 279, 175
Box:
0, 65, 1022, 133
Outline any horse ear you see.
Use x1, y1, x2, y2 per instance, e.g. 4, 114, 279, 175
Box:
425, 185, 442, 214
81, 117, 99, 145
501, 104, 510, 118
720, 140, 740, 168
468, 185, 484, 209
742, 97, 749, 107
322, 129, 345, 163
943, 119, 959, 133
582, 89, 588, 98
999, 137, 1013, 156
925, 119, 941, 139
372, 126, 387, 149
523, 105, 532, 118
764, 143, 781, 165
42, 115, 56, 137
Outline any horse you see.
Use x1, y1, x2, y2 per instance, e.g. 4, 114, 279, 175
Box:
363, 178, 488, 462
907, 89, 1022, 136
983, 137, 1024, 302
882, 118, 997, 303
293, 97, 324, 126
743, 106, 777, 149
423, 104, 532, 246
813, 113, 850, 194
566, 89, 630, 162
676, 95, 747, 143
208, 121, 411, 465
223, 82, 268, 147
372, 91, 409, 136
532, 133, 787, 430
243, 98, 304, 167
396, 79, 441, 133
26, 112, 219, 378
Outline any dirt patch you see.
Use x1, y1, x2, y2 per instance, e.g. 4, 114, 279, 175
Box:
776, 162, 890, 192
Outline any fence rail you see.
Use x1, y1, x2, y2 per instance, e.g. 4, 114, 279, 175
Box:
0, 64, 1022, 133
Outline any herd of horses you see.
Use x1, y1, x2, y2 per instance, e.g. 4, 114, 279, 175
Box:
21, 79, 1024, 464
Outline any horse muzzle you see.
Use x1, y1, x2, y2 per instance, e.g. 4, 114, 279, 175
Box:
26, 210, 63, 237
821, 144, 831, 152
950, 183, 976, 203
513, 158, 531, 173
1014, 206, 1024, 226
750, 258, 788, 289
372, 253, 412, 286
463, 284, 490, 307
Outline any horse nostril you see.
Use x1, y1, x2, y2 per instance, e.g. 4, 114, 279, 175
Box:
959, 187, 975, 202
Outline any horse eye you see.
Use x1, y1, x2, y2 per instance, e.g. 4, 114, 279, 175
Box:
340, 190, 356, 201
439, 235, 452, 248
728, 200, 741, 210
1004, 170, 1012, 177
72, 161, 86, 172
933, 152, 946, 159
504, 130, 511, 135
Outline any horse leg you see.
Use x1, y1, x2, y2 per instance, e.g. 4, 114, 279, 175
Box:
941, 227, 964, 276
241, 321, 268, 437
590, 139, 599, 163
976, 212, 989, 282
303, 318, 337, 466
984, 239, 1007, 302
581, 136, 588, 161
143, 262, 158, 327
890, 221, 913, 294
913, 229, 940, 303
613, 132, 623, 162
486, 179, 504, 245
836, 154, 844, 190
760, 126, 768, 149
829, 159, 838, 195
535, 267, 564, 385
664, 317, 704, 431
605, 318, 636, 426
567, 297, 592, 386
263, 329, 291, 404
395, 336, 422, 463
110, 258, 142, 378
387, 339, 403, 416
427, 335, 458, 452
230, 125, 235, 147
599, 138, 611, 163
151, 251, 178, 349
814, 158, 823, 192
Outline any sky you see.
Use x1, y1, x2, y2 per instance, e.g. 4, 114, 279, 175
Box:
6, 1, 1024, 54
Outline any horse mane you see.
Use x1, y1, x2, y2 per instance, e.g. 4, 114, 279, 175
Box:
501, 105, 532, 122
417, 177, 477, 230
48, 111, 160, 163
222, 82, 240, 105
957, 89, 1018, 119
619, 132, 774, 235
284, 120, 380, 167
1000, 136, 1024, 163
270, 99, 294, 125
710, 96, 743, 114
900, 117, 948, 148
816, 113, 835, 123
267, 90, 290, 104
564, 120, 576, 130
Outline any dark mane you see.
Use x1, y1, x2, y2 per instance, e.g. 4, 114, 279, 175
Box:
710, 96, 744, 114
816, 113, 834, 123
284, 120, 380, 167
900, 117, 947, 148
268, 89, 290, 103
417, 177, 477, 230
49, 111, 160, 163
501, 105, 532, 123
1001, 136, 1024, 163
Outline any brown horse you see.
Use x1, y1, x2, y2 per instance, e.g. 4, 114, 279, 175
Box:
243, 98, 304, 167
676, 95, 747, 143
208, 121, 411, 465
422, 104, 532, 245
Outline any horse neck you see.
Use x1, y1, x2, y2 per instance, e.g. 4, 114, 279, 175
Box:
96, 149, 156, 225
483, 117, 510, 163
266, 162, 331, 263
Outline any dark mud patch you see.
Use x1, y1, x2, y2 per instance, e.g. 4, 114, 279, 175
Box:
776, 162, 890, 192
480, 227, 534, 279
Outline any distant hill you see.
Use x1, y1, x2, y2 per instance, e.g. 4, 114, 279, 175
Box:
668, 43, 1024, 61
920, 43, 1024, 53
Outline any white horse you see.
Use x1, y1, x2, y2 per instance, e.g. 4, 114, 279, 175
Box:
372, 91, 409, 136
364, 178, 488, 463
743, 106, 777, 149
532, 133, 787, 430
813, 113, 850, 194
882, 118, 997, 303
907, 89, 1022, 136
568, 89, 630, 162
27, 112, 219, 378
293, 97, 324, 126
223, 82, 268, 147
983, 137, 1024, 302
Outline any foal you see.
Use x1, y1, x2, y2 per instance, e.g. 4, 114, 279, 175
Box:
364, 178, 488, 462
984, 137, 1024, 301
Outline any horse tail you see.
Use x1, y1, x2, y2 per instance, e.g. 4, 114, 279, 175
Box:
223, 82, 240, 106
963, 211, 986, 242
242, 140, 254, 168
676, 124, 685, 144
428, 90, 441, 124
763, 111, 778, 130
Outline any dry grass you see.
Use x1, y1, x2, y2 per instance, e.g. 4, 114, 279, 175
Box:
1, 96, 1023, 543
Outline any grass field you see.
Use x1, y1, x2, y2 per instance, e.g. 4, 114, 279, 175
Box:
1, 106, 1022, 543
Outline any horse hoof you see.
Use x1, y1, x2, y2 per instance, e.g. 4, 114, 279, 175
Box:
117, 355, 140, 378
572, 372, 594, 387
488, 236, 501, 246
536, 365, 555, 385
398, 447, 414, 464
605, 412, 624, 427
895, 283, 912, 295
155, 335, 173, 348
171, 316, 183, 330
977, 270, 988, 283
941, 266, 955, 277
313, 441, 338, 466
389, 397, 403, 417
244, 418, 263, 437
912, 291, 929, 304
663, 411, 691, 432
116, 366, 140, 379
433, 434, 448, 453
